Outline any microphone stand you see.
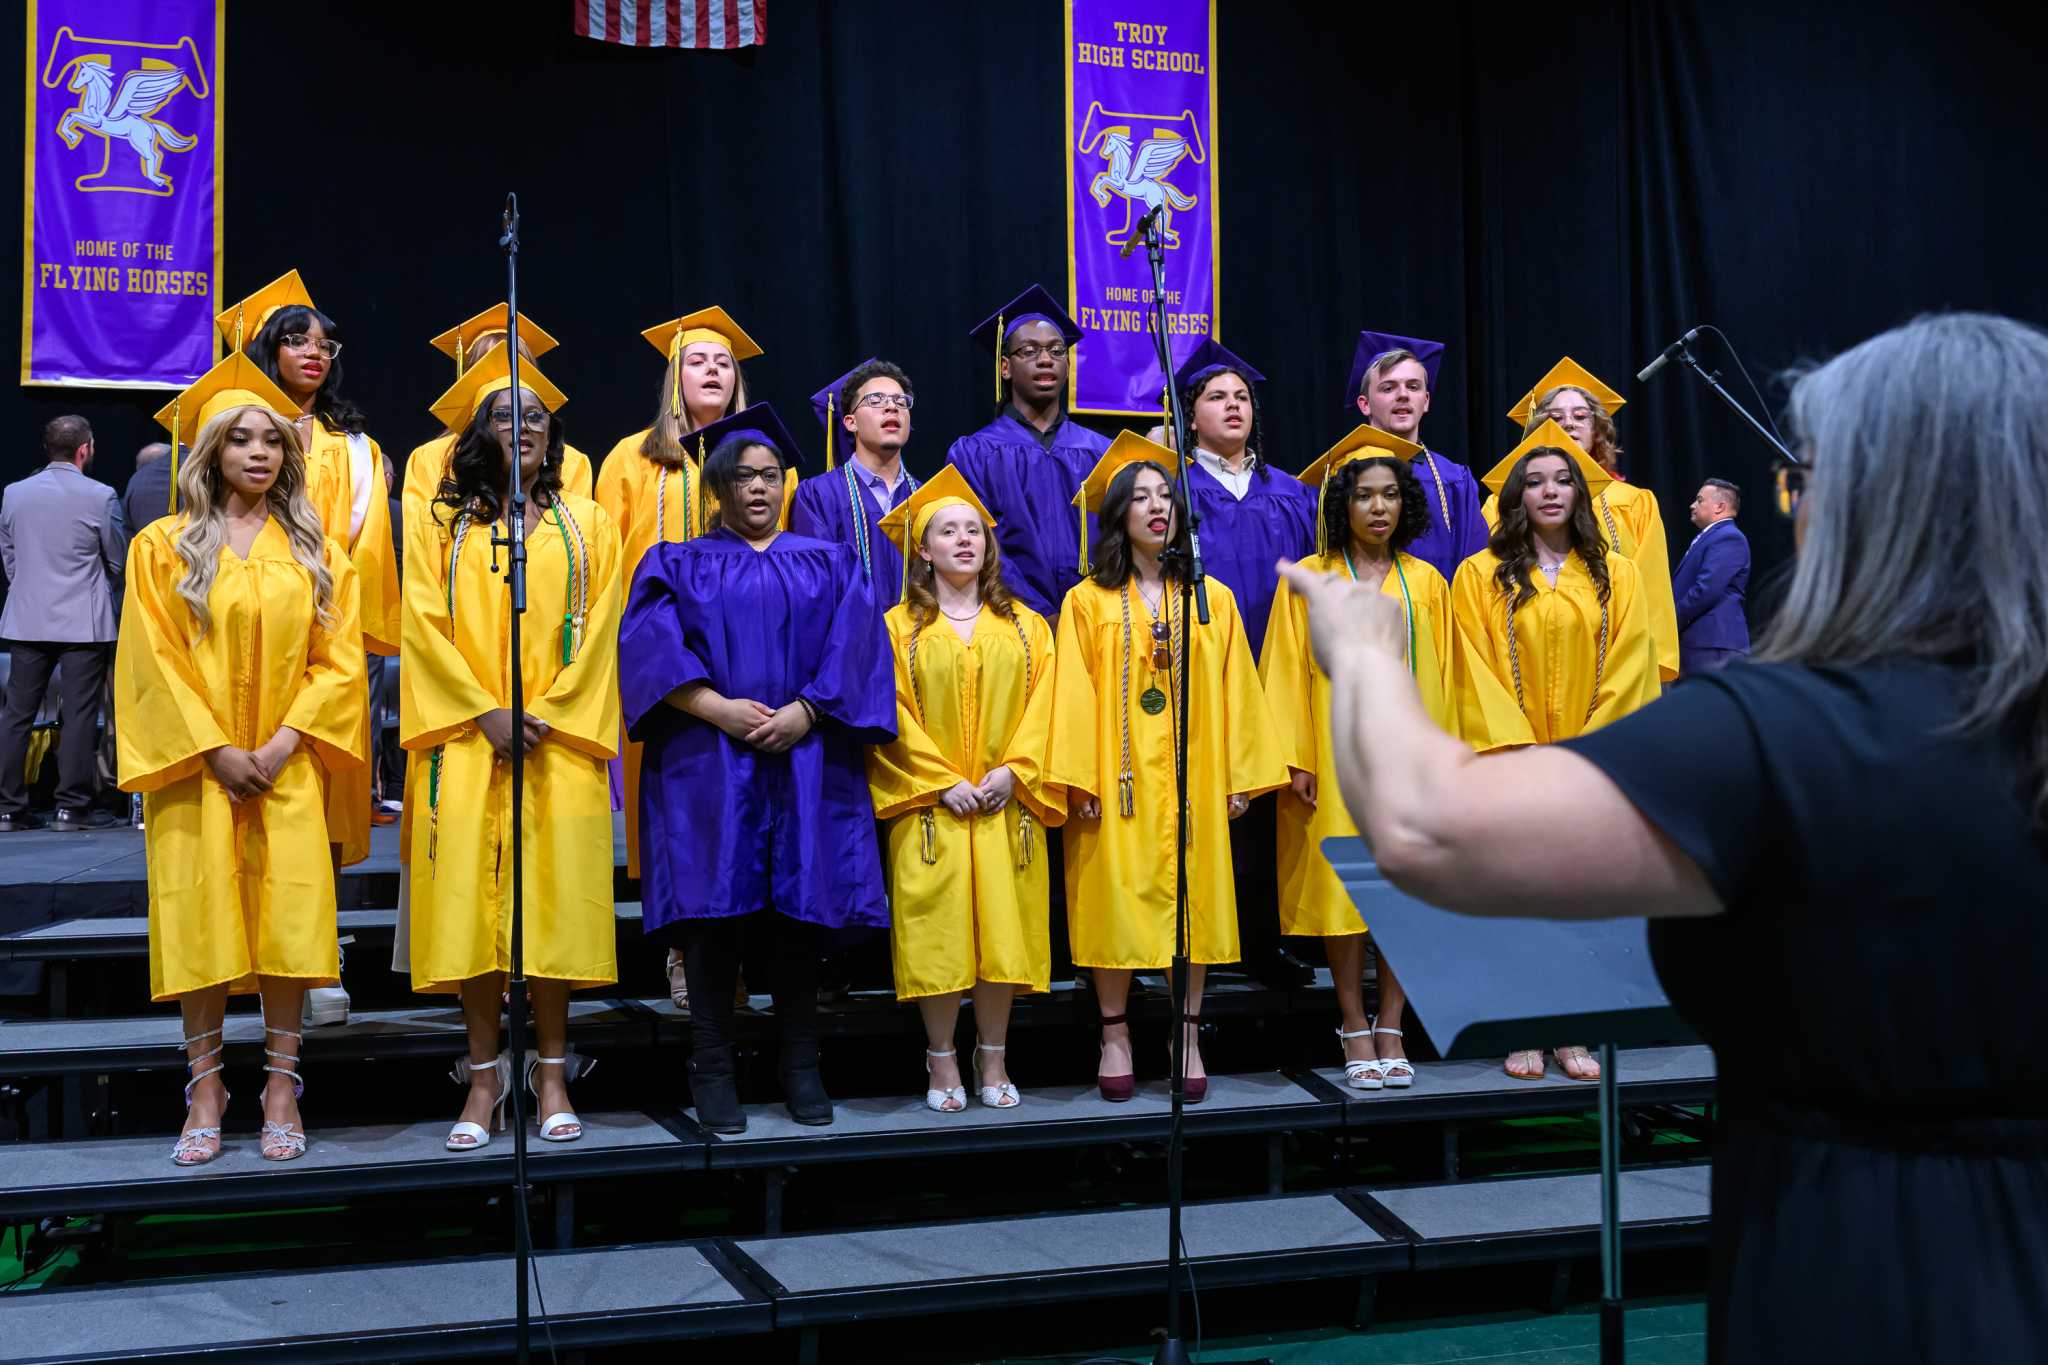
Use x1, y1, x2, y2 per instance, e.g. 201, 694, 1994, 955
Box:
1670, 335, 1800, 466
1138, 210, 1253, 1365
488, 193, 536, 1365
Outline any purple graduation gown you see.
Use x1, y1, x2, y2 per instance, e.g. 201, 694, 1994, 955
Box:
946, 412, 1111, 619
788, 463, 913, 619
1183, 460, 1316, 656
1405, 449, 1489, 585
619, 528, 896, 932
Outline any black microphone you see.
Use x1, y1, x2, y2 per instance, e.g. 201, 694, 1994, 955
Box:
1636, 327, 1701, 384
1120, 204, 1165, 259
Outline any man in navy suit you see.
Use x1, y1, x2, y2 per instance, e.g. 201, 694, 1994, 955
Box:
1675, 478, 1750, 673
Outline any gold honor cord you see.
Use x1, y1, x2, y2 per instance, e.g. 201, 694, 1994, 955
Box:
1117, 580, 1190, 843
1420, 449, 1452, 532
1343, 551, 1417, 678
1504, 569, 1609, 729
906, 609, 1036, 868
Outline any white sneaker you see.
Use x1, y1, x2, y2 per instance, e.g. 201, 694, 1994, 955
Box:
304, 985, 350, 1027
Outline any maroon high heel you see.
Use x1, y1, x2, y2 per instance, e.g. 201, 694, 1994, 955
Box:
1097, 1012, 1135, 1102
1169, 1013, 1207, 1105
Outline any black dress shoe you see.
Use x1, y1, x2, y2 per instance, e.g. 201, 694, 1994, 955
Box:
0, 811, 47, 832
54, 808, 121, 831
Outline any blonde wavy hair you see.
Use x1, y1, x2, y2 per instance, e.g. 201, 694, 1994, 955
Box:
173, 405, 336, 638
639, 347, 749, 467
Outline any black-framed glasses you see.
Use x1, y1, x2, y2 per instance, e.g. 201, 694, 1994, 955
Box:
854, 392, 914, 412
732, 465, 785, 487
1149, 620, 1170, 671
280, 333, 342, 359
1772, 462, 1808, 520
489, 408, 549, 432
1006, 342, 1068, 362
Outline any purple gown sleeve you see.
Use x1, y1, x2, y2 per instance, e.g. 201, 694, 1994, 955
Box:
798, 545, 897, 744
617, 546, 711, 743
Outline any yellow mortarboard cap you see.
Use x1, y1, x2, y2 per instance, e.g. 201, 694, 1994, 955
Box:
1480, 419, 1614, 501
877, 464, 998, 603
214, 270, 314, 352
1297, 425, 1425, 555
1506, 356, 1627, 427
1070, 431, 1177, 575
150, 353, 303, 513
427, 342, 568, 435
640, 306, 765, 363
431, 304, 560, 373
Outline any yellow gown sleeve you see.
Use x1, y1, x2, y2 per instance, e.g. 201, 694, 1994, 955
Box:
999, 609, 1067, 826
353, 438, 402, 656
1257, 567, 1318, 776
1622, 488, 1679, 683
867, 615, 966, 820
1448, 558, 1536, 752
400, 505, 497, 751
594, 437, 632, 532
526, 503, 624, 760
283, 538, 370, 772
1585, 557, 1662, 732
401, 436, 448, 514
113, 527, 231, 792
562, 444, 594, 501
1046, 588, 1102, 804
1413, 562, 1461, 740
1215, 587, 1290, 800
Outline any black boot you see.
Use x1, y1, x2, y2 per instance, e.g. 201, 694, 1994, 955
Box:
778, 1038, 833, 1126
688, 1046, 747, 1134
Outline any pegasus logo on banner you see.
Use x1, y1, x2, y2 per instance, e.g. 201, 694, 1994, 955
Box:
1077, 101, 1205, 250
42, 26, 210, 196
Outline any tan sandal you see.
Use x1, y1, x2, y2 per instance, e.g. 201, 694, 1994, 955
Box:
1504, 1048, 1546, 1081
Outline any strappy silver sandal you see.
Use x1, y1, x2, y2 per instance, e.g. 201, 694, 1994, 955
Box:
170, 1026, 227, 1166
975, 1042, 1021, 1109
1372, 1018, 1414, 1088
1337, 1025, 1385, 1091
259, 1025, 307, 1161
924, 1048, 967, 1113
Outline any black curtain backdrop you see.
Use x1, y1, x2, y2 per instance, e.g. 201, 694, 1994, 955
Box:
7, 0, 2046, 599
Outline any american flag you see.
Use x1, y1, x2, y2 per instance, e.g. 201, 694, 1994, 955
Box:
573, 0, 765, 49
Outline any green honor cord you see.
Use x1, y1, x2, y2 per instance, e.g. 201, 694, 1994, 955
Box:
1343, 548, 1417, 677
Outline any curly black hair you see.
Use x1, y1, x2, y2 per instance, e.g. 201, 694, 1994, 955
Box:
1320, 455, 1429, 557
432, 392, 565, 526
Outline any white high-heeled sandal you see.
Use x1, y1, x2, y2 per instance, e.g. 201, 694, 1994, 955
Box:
975, 1042, 1021, 1109
446, 1052, 510, 1152
1336, 1026, 1385, 1091
1371, 1019, 1414, 1089
526, 1052, 594, 1142
259, 1026, 308, 1161
925, 1048, 967, 1113
171, 1027, 227, 1166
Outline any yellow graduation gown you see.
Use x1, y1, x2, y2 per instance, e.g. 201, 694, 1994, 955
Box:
400, 491, 623, 993
300, 424, 397, 867
1482, 484, 1678, 683
400, 433, 594, 516
594, 430, 798, 879
115, 520, 367, 1001
867, 602, 1066, 998
1047, 577, 1288, 968
1448, 548, 1659, 751
1260, 551, 1457, 937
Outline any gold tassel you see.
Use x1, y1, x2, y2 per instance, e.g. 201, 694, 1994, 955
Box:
167, 399, 182, 514
919, 808, 938, 865
993, 311, 1004, 406
824, 394, 837, 472
1315, 479, 1329, 557
231, 306, 244, 354
1017, 810, 1035, 869
454, 329, 466, 378
1119, 773, 1135, 818
1076, 503, 1089, 576
670, 333, 684, 420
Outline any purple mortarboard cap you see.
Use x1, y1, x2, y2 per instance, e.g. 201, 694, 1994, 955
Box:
967, 284, 1085, 352
1345, 329, 1447, 409
810, 357, 879, 470
682, 401, 807, 471
1174, 336, 1265, 394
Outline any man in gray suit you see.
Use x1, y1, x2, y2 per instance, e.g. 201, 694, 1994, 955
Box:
0, 416, 127, 831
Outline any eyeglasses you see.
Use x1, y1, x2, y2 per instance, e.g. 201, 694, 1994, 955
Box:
489, 408, 549, 432
1150, 620, 1171, 671
732, 465, 785, 487
1772, 462, 1808, 519
1006, 342, 1068, 362
280, 333, 342, 359
854, 393, 914, 412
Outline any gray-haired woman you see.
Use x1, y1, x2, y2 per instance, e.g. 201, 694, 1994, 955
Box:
1277, 312, 2048, 1362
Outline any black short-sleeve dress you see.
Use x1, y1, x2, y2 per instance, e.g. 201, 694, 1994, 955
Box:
1564, 660, 2048, 1364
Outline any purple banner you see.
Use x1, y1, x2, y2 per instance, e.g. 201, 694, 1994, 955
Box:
1065, 0, 1218, 416
21, 0, 223, 389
